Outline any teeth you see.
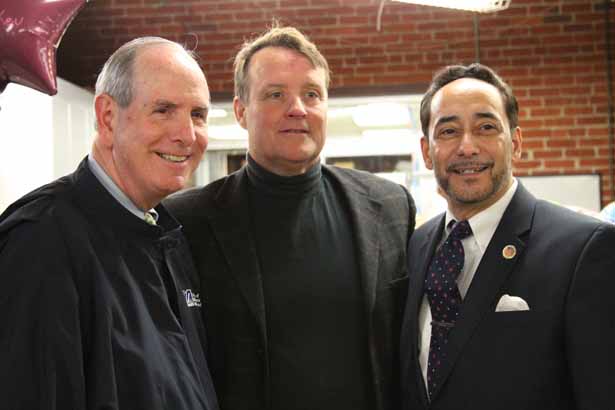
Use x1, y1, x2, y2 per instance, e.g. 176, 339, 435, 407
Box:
457, 167, 485, 174
159, 153, 188, 162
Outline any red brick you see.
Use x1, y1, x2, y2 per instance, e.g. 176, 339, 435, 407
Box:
580, 159, 611, 167
522, 129, 551, 139
584, 137, 610, 146
515, 160, 542, 169
534, 150, 563, 159
547, 139, 577, 148
544, 117, 575, 127
577, 116, 608, 126
566, 149, 596, 157
522, 140, 545, 149
530, 107, 561, 117
545, 160, 576, 168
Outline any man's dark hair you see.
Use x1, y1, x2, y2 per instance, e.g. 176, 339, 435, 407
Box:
419, 63, 519, 137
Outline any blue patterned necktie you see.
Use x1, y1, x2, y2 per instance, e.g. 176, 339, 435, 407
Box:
425, 219, 472, 397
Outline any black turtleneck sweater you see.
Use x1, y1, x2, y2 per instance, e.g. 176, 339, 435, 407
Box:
246, 156, 371, 410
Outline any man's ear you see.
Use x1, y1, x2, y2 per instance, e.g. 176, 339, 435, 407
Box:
94, 93, 118, 146
420, 136, 433, 170
233, 96, 248, 130
511, 126, 523, 162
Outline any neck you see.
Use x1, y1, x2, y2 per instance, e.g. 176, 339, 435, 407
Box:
91, 141, 157, 211
246, 154, 321, 197
448, 177, 514, 221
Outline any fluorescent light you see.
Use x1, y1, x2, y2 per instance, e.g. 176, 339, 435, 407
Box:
392, 0, 510, 13
352, 102, 411, 127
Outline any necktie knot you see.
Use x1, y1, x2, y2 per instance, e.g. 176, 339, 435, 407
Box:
448, 220, 472, 241
144, 212, 157, 226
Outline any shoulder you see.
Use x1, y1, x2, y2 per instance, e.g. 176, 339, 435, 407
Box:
165, 174, 230, 206
411, 214, 442, 240
534, 199, 608, 237
324, 165, 416, 225
0, 190, 84, 289
0, 176, 80, 238
164, 171, 242, 222
508, 198, 615, 268
323, 165, 414, 210
324, 165, 406, 194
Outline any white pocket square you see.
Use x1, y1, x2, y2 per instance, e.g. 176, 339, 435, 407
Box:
495, 294, 530, 312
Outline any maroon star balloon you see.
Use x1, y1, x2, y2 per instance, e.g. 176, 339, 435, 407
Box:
0, 0, 87, 96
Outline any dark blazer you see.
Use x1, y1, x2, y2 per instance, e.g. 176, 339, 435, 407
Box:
165, 164, 416, 410
401, 183, 615, 410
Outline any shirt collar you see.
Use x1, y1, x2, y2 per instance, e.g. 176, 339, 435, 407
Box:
87, 154, 158, 223
445, 178, 518, 253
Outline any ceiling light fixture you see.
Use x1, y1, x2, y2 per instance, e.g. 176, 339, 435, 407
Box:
392, 0, 511, 13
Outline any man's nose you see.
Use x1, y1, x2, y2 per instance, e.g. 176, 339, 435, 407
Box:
286, 96, 307, 118
175, 115, 197, 145
457, 131, 480, 156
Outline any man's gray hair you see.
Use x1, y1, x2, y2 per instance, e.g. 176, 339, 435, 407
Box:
95, 36, 197, 108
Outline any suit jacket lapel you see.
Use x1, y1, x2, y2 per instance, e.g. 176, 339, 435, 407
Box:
208, 168, 268, 343
430, 184, 535, 399
324, 166, 383, 317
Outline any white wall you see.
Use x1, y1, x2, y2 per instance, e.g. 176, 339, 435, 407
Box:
0, 78, 94, 212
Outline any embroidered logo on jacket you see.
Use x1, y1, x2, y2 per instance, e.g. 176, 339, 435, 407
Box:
182, 289, 202, 307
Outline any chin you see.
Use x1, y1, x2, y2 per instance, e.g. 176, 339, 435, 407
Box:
454, 187, 497, 204
162, 178, 191, 195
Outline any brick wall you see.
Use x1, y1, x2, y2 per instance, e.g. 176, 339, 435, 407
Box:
58, 0, 615, 206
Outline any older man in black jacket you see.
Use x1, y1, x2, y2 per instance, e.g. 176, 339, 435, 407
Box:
0, 37, 218, 410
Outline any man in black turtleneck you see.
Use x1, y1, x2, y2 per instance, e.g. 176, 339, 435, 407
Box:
166, 25, 416, 410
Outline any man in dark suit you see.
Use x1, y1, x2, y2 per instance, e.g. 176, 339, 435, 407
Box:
165, 26, 415, 410
401, 63, 615, 410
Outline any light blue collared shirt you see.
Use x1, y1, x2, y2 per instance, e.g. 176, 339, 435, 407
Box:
87, 154, 159, 223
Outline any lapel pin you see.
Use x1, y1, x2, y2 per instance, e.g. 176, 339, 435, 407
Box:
502, 245, 516, 260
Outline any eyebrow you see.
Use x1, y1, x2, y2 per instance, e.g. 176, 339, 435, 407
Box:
434, 112, 500, 128
153, 99, 210, 111
433, 115, 459, 129
261, 81, 324, 90
153, 100, 177, 109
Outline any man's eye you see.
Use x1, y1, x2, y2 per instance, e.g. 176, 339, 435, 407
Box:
306, 91, 320, 99
154, 105, 173, 115
192, 111, 207, 121
438, 128, 457, 137
479, 123, 499, 133
268, 91, 283, 99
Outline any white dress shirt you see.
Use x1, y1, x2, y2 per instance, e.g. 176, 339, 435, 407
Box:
418, 179, 518, 390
